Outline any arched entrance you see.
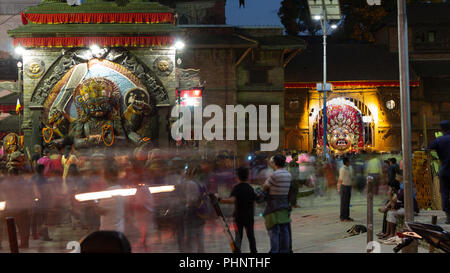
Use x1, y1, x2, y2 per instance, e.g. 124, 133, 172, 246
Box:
312, 97, 375, 155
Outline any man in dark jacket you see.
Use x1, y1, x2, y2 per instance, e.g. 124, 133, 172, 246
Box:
217, 166, 257, 253
427, 120, 450, 224
387, 158, 400, 187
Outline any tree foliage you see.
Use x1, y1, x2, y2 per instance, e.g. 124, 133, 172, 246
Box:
278, 0, 321, 36
278, 0, 431, 41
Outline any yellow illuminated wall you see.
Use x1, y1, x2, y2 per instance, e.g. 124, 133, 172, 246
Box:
286, 87, 401, 153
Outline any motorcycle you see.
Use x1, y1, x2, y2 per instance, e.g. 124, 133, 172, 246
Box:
393, 222, 450, 253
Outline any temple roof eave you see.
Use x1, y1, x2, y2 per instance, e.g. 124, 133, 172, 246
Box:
7, 24, 181, 38
24, 1, 174, 14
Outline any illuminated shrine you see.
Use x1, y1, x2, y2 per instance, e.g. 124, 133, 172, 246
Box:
6, 0, 203, 151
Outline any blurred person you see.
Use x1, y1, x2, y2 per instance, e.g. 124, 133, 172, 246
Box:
199, 159, 214, 192
338, 157, 354, 222
217, 166, 257, 253
250, 153, 270, 185
379, 170, 405, 240
167, 158, 189, 252
365, 152, 382, 195
31, 144, 42, 169
0, 172, 6, 249
312, 158, 325, 197
2, 168, 33, 248
262, 154, 291, 253
427, 120, 450, 224
287, 153, 300, 208
178, 161, 207, 253
387, 158, 400, 187
212, 154, 234, 196
297, 153, 310, 188
382, 159, 390, 186
130, 167, 153, 248
146, 153, 170, 244
96, 160, 125, 233
66, 164, 82, 230
46, 149, 63, 178
61, 143, 79, 195
353, 155, 367, 195
88, 153, 108, 191
46, 149, 65, 226
30, 164, 53, 241
323, 156, 338, 195
78, 159, 101, 230
377, 178, 400, 239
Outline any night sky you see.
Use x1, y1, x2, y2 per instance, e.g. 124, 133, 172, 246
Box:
225, 0, 283, 26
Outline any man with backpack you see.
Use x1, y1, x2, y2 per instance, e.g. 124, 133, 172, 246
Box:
262, 154, 292, 253
217, 166, 257, 253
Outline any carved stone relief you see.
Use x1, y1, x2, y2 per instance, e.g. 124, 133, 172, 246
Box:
24, 58, 45, 78
31, 48, 169, 106
152, 56, 174, 77
178, 68, 205, 90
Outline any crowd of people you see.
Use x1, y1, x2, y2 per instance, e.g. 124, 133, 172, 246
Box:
0, 125, 448, 253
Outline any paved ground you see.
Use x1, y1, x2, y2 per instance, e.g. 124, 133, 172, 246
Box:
0, 187, 448, 253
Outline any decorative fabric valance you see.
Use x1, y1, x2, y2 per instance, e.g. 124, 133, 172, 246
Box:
21, 12, 174, 25
13, 36, 175, 48
285, 81, 420, 89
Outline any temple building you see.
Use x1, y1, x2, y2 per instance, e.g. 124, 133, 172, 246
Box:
2, 0, 305, 156
284, 38, 420, 154
284, 2, 450, 154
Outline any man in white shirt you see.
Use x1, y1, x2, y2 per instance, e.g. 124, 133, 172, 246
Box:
338, 157, 354, 222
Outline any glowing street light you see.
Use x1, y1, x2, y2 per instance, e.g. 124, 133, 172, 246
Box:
174, 40, 185, 50
15, 45, 25, 56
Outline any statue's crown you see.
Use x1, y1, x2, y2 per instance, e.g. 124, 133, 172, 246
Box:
79, 80, 106, 100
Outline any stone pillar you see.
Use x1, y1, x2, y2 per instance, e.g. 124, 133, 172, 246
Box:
22, 48, 61, 151
157, 105, 171, 148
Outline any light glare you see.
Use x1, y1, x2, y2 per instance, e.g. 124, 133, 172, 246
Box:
15, 46, 25, 56
174, 40, 185, 50
74, 185, 175, 202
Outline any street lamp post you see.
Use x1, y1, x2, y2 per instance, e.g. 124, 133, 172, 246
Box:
174, 40, 185, 153
15, 45, 25, 137
321, 13, 328, 158
397, 0, 417, 253
17, 61, 22, 136
308, 0, 341, 158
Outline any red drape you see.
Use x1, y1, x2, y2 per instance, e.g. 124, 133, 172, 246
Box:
285, 81, 420, 89
13, 36, 175, 48
21, 12, 174, 25
0, 105, 16, 112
